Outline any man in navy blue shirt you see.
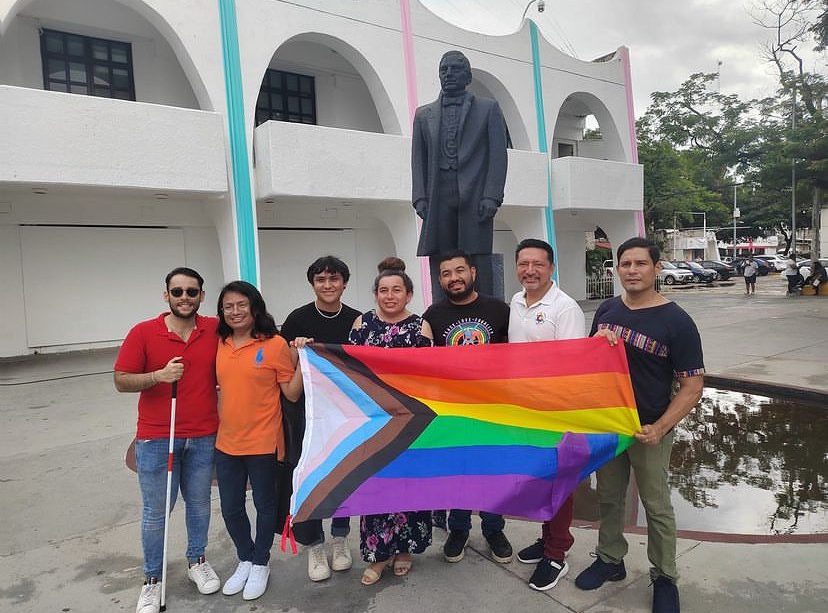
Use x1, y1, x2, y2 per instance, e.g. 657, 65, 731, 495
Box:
574, 238, 704, 613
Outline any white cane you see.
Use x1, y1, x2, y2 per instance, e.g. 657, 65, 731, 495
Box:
160, 380, 178, 612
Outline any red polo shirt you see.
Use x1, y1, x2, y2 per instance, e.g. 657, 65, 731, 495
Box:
115, 313, 219, 439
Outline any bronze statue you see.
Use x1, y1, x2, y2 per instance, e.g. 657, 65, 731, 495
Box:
411, 50, 508, 258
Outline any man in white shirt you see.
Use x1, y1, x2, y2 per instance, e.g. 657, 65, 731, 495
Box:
508, 239, 586, 591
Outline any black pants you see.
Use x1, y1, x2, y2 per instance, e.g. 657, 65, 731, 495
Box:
292, 517, 352, 547
215, 450, 278, 566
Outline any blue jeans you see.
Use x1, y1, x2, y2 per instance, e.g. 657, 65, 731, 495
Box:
135, 435, 216, 579
215, 450, 278, 566
448, 509, 505, 537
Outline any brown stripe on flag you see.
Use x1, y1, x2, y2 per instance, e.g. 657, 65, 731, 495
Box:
294, 345, 435, 521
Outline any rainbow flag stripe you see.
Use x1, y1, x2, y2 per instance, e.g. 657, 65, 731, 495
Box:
290, 338, 640, 522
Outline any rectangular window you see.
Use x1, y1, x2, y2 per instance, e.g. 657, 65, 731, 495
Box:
255, 69, 316, 126
40, 28, 135, 101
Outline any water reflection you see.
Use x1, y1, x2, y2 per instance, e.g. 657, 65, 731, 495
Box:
574, 387, 827, 535
670, 387, 827, 535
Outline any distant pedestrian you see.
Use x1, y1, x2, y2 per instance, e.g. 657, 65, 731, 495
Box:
784, 256, 802, 295
742, 258, 758, 295
804, 261, 827, 292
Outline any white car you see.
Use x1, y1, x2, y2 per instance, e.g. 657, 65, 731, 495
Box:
754, 255, 787, 271
658, 261, 695, 285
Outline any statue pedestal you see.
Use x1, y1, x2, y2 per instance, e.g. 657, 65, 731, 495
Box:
428, 253, 505, 303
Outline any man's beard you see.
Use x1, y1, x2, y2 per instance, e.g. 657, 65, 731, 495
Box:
169, 302, 199, 319
446, 283, 474, 302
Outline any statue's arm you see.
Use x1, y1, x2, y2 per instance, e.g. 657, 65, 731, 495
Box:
411, 112, 429, 215
483, 101, 508, 204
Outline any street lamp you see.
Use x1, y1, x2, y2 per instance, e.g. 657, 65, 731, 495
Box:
521, 0, 546, 21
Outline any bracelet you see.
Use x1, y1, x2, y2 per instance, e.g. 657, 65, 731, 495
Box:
150, 371, 156, 384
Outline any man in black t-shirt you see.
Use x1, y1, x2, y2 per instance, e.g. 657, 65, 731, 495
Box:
280, 256, 361, 583
574, 238, 704, 613
422, 250, 513, 565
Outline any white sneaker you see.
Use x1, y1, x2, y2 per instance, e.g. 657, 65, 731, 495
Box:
331, 536, 353, 571
242, 564, 270, 601
135, 581, 160, 613
187, 557, 220, 594
222, 560, 252, 596
307, 542, 332, 581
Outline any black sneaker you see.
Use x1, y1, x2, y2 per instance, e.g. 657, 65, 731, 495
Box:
652, 576, 680, 613
443, 529, 469, 563
574, 556, 627, 590
433, 510, 447, 531
517, 538, 544, 564
528, 557, 568, 591
485, 530, 513, 563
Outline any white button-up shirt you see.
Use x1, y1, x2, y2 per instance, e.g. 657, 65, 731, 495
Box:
508, 283, 586, 342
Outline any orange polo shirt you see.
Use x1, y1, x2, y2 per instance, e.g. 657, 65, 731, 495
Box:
216, 334, 295, 457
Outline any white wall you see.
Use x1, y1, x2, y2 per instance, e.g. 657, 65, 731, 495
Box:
0, 0, 199, 108
0, 225, 27, 355
258, 223, 393, 325
0, 85, 227, 192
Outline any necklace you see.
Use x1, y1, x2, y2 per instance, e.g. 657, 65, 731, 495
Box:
314, 302, 343, 319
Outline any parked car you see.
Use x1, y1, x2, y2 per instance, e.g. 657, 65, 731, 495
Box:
732, 257, 771, 276
672, 261, 718, 283
658, 261, 695, 285
754, 254, 787, 271
700, 260, 735, 280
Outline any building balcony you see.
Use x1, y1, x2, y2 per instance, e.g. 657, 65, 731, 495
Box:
549, 156, 642, 211
253, 121, 547, 206
0, 85, 227, 194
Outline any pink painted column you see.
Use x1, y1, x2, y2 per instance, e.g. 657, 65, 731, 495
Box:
619, 46, 646, 237
399, 0, 433, 305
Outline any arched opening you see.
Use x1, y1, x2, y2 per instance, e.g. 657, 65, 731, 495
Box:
469, 69, 532, 150
551, 92, 625, 162
0, 0, 211, 109
257, 33, 400, 135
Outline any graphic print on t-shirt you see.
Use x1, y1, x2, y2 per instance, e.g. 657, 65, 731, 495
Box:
444, 317, 495, 345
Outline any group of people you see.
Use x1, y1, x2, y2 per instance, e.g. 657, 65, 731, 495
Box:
784, 256, 827, 295
116, 236, 703, 613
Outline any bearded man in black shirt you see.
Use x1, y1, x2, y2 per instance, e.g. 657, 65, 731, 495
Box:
422, 249, 513, 565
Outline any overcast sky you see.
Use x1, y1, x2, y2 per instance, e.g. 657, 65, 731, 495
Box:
421, 0, 826, 116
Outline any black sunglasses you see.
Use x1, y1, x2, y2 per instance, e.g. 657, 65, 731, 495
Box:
169, 287, 201, 298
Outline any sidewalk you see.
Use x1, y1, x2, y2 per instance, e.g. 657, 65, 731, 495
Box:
1, 281, 826, 612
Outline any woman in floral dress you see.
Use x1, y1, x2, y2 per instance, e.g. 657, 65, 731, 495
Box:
349, 258, 434, 585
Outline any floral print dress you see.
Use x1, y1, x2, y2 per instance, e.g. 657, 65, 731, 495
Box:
349, 310, 433, 562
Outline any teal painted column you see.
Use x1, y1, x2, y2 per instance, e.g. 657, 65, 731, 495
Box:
529, 21, 559, 283
217, 0, 258, 284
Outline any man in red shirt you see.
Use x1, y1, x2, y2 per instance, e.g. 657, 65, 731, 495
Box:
114, 267, 221, 613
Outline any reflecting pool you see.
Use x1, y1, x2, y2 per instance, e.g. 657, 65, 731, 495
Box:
575, 387, 827, 536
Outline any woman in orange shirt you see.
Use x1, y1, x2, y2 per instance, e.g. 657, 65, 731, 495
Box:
214, 281, 302, 601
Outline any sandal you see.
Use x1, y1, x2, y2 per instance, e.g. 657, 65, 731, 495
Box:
393, 554, 412, 577
361, 558, 394, 586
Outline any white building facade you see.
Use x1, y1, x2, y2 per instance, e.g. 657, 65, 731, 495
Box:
0, 0, 642, 357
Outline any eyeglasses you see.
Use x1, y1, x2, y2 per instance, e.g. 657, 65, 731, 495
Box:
221, 302, 250, 313
169, 287, 201, 298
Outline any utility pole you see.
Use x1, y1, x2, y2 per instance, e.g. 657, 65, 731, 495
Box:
733, 183, 739, 259
791, 86, 797, 257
